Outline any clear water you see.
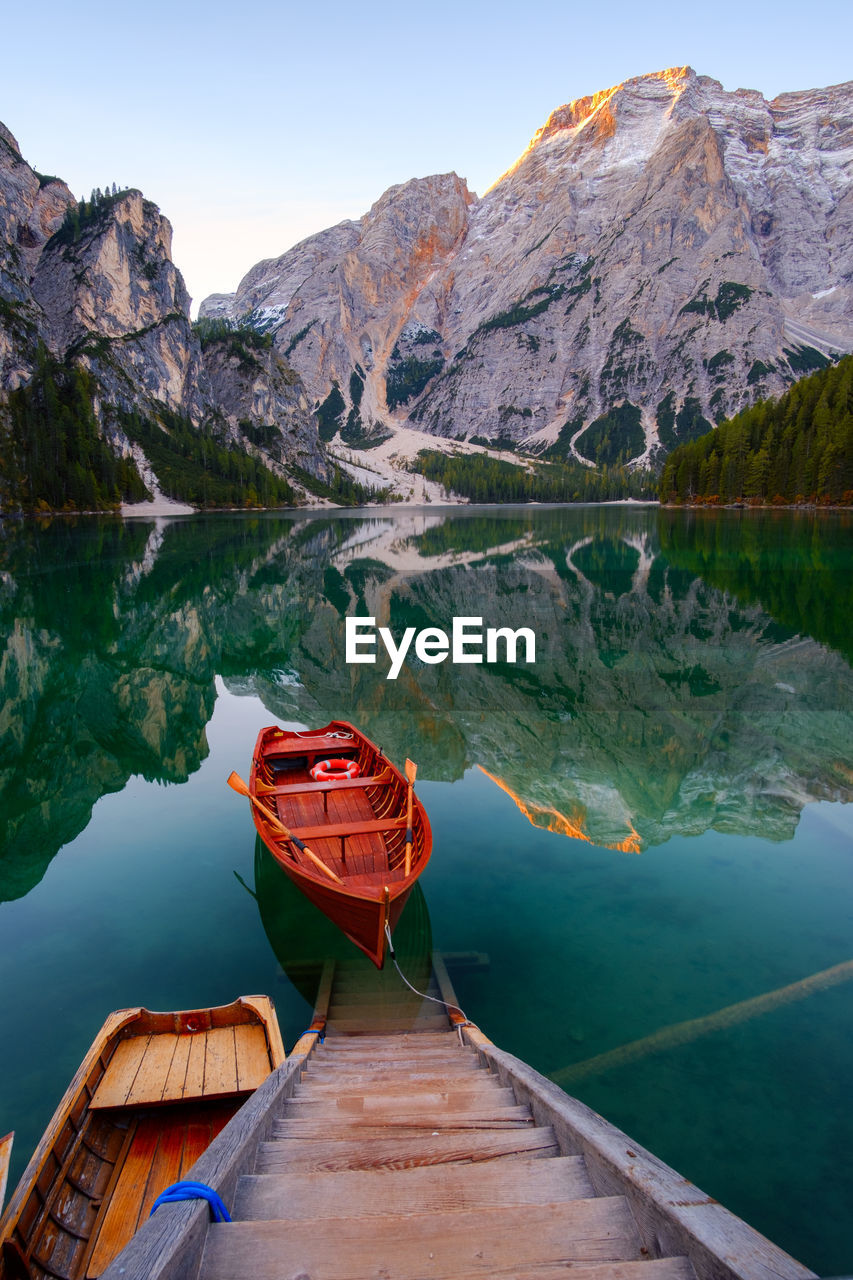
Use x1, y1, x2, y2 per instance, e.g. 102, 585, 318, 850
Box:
0, 505, 851, 1271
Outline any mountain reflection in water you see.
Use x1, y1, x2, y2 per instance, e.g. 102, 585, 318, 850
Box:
1, 506, 851, 899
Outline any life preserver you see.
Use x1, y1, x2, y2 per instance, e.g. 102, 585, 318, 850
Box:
310, 758, 360, 782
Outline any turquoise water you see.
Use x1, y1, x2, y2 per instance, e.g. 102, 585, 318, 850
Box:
0, 506, 851, 1271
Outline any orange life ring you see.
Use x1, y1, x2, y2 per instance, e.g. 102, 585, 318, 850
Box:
310, 758, 360, 782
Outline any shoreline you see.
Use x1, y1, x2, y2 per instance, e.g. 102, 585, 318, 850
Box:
3, 498, 852, 521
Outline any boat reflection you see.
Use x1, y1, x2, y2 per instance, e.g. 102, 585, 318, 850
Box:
253, 838, 436, 1031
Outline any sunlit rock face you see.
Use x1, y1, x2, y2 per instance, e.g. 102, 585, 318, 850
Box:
31, 190, 209, 422
201, 174, 475, 426
0, 124, 74, 391
0, 127, 327, 492
204, 68, 853, 463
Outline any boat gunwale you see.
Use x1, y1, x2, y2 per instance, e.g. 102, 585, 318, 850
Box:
250, 721, 432, 905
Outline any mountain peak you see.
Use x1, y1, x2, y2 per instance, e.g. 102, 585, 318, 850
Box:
535, 66, 698, 145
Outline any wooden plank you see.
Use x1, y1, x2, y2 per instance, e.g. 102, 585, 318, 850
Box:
297, 1073, 496, 1095
184, 1029, 208, 1098
202, 1027, 239, 1098
89, 1036, 150, 1109
126, 1035, 180, 1106
291, 1086, 517, 1110
86, 1119, 161, 1277
199, 1198, 643, 1278
313, 1044, 474, 1060
326, 1015, 451, 1034
183, 1121, 215, 1175
271, 1108, 535, 1140
288, 816, 406, 841
327, 993, 435, 1011
265, 773, 392, 795
234, 1154, 595, 1220
320, 1031, 459, 1046
162, 1033, 192, 1101
234, 1025, 271, 1092
255, 1126, 561, 1173
139, 1123, 187, 1222
307, 1056, 476, 1075
447, 1262, 696, 1280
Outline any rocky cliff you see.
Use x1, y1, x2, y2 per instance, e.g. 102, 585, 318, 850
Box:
0, 124, 326, 508
202, 68, 853, 466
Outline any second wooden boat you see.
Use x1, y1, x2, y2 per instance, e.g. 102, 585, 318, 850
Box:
242, 721, 432, 968
0, 996, 284, 1280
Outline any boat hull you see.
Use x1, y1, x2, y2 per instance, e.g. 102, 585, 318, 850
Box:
249, 721, 432, 967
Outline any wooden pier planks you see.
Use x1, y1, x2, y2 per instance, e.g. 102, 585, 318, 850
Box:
202, 1199, 648, 1279
196, 969, 698, 1280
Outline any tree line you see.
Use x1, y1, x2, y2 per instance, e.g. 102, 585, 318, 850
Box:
411, 449, 657, 503
660, 355, 853, 504
0, 350, 147, 511
0, 347, 299, 511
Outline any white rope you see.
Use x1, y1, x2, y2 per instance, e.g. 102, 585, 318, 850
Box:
384, 923, 472, 1041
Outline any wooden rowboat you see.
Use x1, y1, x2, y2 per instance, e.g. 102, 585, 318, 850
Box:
244, 721, 432, 968
0, 996, 284, 1280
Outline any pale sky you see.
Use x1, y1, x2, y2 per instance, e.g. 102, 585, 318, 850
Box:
3, 0, 851, 314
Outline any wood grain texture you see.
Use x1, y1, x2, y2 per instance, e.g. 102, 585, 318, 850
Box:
163, 1034, 192, 1101
90, 1037, 149, 1109
202, 1028, 239, 1098
438, 1262, 696, 1280
288, 1086, 519, 1111
234, 1025, 271, 1092
126, 1036, 179, 1107
233, 1155, 595, 1221
200, 1198, 643, 1279
255, 1126, 561, 1173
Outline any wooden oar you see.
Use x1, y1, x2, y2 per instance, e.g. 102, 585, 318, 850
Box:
404, 758, 417, 876
226, 772, 343, 884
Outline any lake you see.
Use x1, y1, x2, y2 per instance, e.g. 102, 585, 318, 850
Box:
0, 504, 851, 1272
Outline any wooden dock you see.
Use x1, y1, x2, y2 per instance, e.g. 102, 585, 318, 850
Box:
101, 957, 818, 1280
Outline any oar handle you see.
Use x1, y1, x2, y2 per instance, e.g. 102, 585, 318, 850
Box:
228, 770, 342, 884
287, 835, 343, 885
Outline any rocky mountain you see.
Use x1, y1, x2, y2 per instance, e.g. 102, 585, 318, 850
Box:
202, 68, 853, 467
0, 124, 326, 509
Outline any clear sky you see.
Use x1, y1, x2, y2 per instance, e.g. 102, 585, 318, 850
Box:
3, 0, 851, 314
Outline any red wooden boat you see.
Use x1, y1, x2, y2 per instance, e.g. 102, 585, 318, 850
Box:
239, 722, 432, 968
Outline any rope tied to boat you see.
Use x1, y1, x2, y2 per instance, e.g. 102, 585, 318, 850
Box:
298, 1028, 325, 1043
149, 1181, 231, 1222
383, 922, 473, 1044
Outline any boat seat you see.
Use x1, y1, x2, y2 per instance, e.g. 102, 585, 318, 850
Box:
259, 773, 391, 796
286, 817, 408, 842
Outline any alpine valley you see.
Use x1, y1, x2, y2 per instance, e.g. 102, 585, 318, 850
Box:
2, 66, 853, 508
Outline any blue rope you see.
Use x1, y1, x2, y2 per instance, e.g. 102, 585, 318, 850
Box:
299, 1028, 325, 1043
149, 1181, 232, 1222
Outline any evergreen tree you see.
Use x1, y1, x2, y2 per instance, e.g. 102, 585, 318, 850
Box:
660, 355, 853, 504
